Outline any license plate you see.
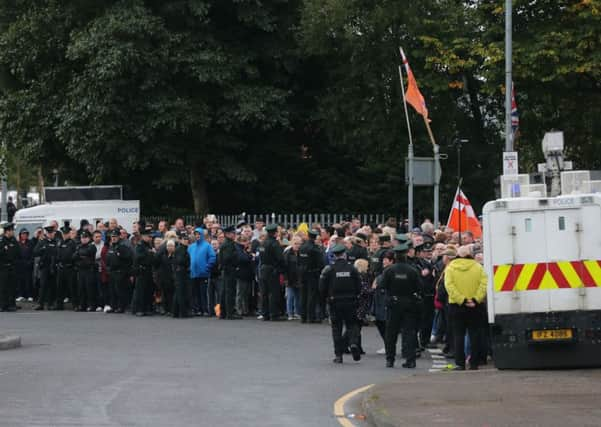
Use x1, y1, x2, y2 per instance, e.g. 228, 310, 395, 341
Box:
531, 329, 573, 341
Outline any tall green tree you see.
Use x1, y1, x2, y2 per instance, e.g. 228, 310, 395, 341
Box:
0, 0, 302, 214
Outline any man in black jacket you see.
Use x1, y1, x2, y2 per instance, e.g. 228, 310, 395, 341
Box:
172, 232, 191, 318
16, 228, 34, 303
258, 224, 284, 321
132, 229, 154, 316
73, 230, 97, 312
0, 223, 20, 312
381, 243, 421, 369
299, 230, 324, 323
219, 226, 240, 319
34, 226, 59, 310
56, 226, 77, 310
106, 229, 133, 313
319, 244, 362, 364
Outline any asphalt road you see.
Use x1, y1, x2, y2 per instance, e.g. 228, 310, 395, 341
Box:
0, 311, 429, 427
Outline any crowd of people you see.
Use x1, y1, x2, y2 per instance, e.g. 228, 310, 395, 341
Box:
0, 214, 488, 370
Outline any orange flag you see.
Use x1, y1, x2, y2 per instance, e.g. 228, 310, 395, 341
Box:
446, 189, 482, 239
400, 48, 429, 120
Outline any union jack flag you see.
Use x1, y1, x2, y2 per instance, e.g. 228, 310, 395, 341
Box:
511, 82, 519, 139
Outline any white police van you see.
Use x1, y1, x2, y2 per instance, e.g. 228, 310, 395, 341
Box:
14, 200, 140, 234
484, 132, 601, 369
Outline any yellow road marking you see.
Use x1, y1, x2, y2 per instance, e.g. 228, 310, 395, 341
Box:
333, 384, 374, 427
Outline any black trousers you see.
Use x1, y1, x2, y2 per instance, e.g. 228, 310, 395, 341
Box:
449, 304, 482, 368
110, 271, 130, 312
443, 304, 454, 353
222, 271, 237, 318
260, 266, 280, 319
208, 276, 220, 316
420, 295, 435, 345
0, 268, 16, 310
78, 268, 96, 310
172, 275, 188, 318
161, 280, 174, 314
133, 272, 153, 314
56, 266, 74, 309
330, 301, 359, 356
385, 300, 418, 363
39, 268, 57, 308
300, 272, 319, 322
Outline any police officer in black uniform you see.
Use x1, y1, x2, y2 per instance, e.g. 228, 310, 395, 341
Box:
415, 241, 436, 349
346, 233, 368, 264
369, 234, 392, 279
106, 229, 133, 313
73, 230, 97, 311
56, 226, 77, 311
381, 242, 421, 368
132, 228, 154, 316
172, 231, 191, 318
299, 229, 324, 323
319, 244, 362, 364
34, 226, 59, 310
218, 226, 240, 319
259, 223, 285, 321
0, 223, 20, 312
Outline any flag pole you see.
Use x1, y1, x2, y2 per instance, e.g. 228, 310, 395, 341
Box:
398, 64, 414, 230
422, 116, 440, 229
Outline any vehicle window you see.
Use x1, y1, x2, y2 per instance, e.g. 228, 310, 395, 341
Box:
525, 218, 532, 232
558, 216, 566, 231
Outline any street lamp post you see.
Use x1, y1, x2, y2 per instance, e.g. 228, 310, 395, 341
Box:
454, 138, 468, 245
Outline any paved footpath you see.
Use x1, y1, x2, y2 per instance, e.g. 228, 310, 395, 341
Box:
0, 310, 432, 427
362, 368, 601, 427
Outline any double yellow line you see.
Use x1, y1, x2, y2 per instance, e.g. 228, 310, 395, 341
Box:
333, 384, 374, 427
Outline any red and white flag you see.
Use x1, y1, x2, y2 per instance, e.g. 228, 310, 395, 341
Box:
446, 189, 482, 239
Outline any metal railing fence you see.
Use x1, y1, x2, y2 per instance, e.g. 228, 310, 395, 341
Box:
142, 213, 401, 229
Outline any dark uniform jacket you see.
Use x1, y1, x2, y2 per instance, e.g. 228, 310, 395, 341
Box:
260, 236, 284, 273
319, 258, 361, 303
416, 257, 436, 297
299, 239, 324, 274
133, 241, 154, 275
0, 236, 20, 267
106, 240, 133, 274
218, 238, 238, 274
346, 244, 368, 264
34, 238, 58, 273
369, 247, 389, 277
381, 261, 421, 308
57, 238, 77, 268
73, 242, 97, 270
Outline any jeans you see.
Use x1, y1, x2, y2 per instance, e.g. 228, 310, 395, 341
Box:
286, 287, 300, 316
192, 277, 209, 314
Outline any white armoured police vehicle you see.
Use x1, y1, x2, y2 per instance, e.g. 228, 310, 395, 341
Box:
483, 132, 601, 369
14, 186, 140, 234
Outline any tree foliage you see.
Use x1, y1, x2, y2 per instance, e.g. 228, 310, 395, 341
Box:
0, 0, 598, 218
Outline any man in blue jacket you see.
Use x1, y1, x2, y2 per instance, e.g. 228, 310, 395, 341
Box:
188, 227, 216, 316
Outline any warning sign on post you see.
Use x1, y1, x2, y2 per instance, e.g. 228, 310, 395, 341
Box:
503, 152, 518, 176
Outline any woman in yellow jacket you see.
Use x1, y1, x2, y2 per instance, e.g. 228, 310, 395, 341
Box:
444, 245, 487, 370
